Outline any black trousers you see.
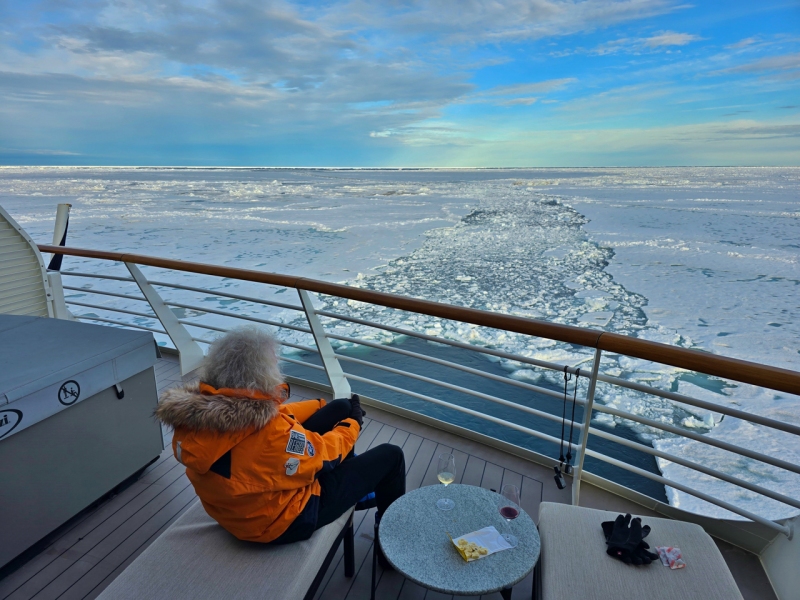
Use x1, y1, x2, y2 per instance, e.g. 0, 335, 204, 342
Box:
304, 399, 406, 529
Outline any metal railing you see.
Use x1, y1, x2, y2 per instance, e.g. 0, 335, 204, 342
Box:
41, 244, 800, 538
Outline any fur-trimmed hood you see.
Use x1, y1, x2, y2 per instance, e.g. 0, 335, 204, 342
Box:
155, 383, 281, 433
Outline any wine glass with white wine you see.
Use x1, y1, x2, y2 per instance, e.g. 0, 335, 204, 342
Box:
436, 453, 456, 511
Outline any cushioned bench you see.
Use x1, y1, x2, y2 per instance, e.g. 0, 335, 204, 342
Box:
97, 500, 355, 600
536, 502, 744, 600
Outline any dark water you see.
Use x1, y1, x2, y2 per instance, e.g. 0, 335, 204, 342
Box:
283, 336, 668, 502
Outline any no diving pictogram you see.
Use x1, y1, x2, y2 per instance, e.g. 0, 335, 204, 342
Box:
58, 380, 81, 405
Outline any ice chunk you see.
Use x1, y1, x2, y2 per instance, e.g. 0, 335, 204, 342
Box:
578, 312, 614, 327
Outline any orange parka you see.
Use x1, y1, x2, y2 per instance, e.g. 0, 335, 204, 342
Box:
155, 382, 360, 543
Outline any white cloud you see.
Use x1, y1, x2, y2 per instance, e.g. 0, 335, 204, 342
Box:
554, 83, 674, 121
1, 0, 797, 166
408, 118, 800, 167
644, 31, 701, 48
725, 52, 800, 74
483, 79, 577, 96
462, 78, 576, 107
337, 0, 682, 44
0, 0, 477, 141
0, 147, 81, 156
0, 0, 682, 133
498, 97, 539, 106
373, 123, 478, 148
727, 37, 759, 50
591, 30, 700, 55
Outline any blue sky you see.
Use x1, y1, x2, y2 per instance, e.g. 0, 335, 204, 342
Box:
0, 0, 798, 166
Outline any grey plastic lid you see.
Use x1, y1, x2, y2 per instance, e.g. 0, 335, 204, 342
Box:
0, 315, 159, 441
0, 315, 157, 405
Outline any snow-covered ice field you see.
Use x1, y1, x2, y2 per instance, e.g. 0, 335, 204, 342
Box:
1, 166, 798, 520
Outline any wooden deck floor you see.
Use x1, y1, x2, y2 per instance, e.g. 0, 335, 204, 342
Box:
0, 356, 776, 600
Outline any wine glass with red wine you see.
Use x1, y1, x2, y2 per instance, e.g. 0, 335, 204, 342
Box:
499, 484, 520, 548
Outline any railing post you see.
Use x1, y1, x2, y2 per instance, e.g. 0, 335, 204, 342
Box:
46, 271, 73, 320
47, 203, 74, 320
298, 289, 352, 399
572, 348, 602, 506
125, 262, 205, 376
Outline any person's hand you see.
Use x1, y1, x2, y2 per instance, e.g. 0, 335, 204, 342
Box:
349, 394, 365, 426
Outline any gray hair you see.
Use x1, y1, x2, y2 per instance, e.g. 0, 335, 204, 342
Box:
201, 327, 284, 393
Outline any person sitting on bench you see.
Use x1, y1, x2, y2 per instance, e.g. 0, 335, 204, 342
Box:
156, 326, 405, 567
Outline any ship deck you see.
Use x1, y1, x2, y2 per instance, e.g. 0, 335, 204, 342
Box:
0, 356, 777, 600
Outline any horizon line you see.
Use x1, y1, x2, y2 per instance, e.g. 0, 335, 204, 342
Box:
2, 165, 799, 170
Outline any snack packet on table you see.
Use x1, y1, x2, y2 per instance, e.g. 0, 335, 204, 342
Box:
449, 526, 513, 562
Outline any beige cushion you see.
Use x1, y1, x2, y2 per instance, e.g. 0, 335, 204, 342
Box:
97, 501, 353, 600
538, 502, 743, 600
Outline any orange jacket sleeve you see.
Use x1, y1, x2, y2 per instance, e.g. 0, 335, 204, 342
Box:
285, 398, 327, 424
267, 414, 360, 489
306, 417, 360, 474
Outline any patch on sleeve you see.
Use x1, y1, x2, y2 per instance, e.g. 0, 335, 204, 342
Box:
286, 430, 307, 455
306, 440, 315, 457
285, 457, 300, 476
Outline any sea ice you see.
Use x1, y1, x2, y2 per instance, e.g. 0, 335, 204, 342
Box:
1, 165, 798, 520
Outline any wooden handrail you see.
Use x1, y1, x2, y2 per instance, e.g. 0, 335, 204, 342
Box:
40, 244, 800, 396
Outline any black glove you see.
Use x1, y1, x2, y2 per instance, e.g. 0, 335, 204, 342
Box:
601, 515, 621, 543
625, 518, 647, 565
602, 514, 656, 565
348, 394, 365, 426
634, 524, 659, 565
603, 514, 637, 563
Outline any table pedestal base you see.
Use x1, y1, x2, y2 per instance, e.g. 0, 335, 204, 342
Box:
371, 519, 378, 600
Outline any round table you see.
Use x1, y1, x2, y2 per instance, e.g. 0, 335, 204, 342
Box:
376, 484, 540, 598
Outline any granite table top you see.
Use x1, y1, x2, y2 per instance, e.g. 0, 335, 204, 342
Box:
378, 484, 540, 595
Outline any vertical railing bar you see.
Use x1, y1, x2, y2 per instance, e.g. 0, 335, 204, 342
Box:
125, 263, 205, 375
572, 348, 602, 506
297, 288, 352, 399
46, 203, 73, 319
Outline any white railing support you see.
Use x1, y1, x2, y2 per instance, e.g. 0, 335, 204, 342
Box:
46, 271, 74, 320
298, 289, 352, 399
125, 262, 205, 375
45, 203, 74, 319
572, 348, 602, 506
